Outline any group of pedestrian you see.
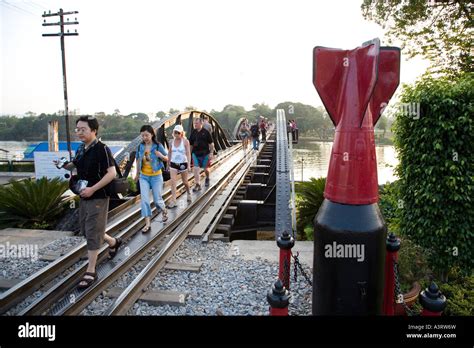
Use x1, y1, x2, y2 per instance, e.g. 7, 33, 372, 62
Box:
58, 115, 215, 290
239, 116, 268, 151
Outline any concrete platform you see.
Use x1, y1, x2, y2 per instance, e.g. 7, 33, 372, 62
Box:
0, 172, 35, 185
228, 240, 313, 268
0, 228, 74, 249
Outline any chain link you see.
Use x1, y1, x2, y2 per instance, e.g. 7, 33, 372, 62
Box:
282, 257, 290, 290
393, 258, 420, 316
291, 251, 313, 286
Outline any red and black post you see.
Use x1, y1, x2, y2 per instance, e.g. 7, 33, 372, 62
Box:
277, 231, 295, 290
383, 233, 401, 315
267, 279, 291, 316
420, 282, 447, 316
312, 39, 400, 315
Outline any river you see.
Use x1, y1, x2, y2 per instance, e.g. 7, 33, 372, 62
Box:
292, 137, 398, 184
0, 139, 398, 184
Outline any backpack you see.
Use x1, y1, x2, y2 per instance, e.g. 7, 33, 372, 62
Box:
251, 125, 259, 137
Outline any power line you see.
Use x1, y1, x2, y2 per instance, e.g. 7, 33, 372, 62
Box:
27, 1, 47, 10
0, 0, 36, 16
21, 0, 46, 12
42, 8, 79, 159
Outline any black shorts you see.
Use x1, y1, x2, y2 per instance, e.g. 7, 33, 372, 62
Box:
170, 162, 188, 173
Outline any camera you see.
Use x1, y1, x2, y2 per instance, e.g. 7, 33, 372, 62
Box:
75, 180, 88, 193
55, 157, 69, 169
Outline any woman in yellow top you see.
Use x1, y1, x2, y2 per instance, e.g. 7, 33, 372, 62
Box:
135, 125, 168, 232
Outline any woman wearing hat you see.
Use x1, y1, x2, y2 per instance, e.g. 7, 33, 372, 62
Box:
166, 124, 192, 208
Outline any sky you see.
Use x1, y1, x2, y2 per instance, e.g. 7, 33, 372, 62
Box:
1, 0, 430, 116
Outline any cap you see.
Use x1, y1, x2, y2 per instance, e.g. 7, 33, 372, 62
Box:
173, 125, 184, 133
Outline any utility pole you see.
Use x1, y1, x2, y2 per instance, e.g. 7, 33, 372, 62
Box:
301, 157, 304, 182
42, 9, 79, 160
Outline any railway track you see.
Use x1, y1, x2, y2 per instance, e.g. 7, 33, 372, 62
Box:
30, 143, 256, 316
105, 149, 256, 315
0, 131, 273, 315
0, 143, 243, 315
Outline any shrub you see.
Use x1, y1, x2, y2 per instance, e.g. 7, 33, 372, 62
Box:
0, 177, 69, 229
378, 180, 401, 235
397, 236, 433, 293
439, 273, 474, 316
392, 72, 474, 279
295, 177, 326, 240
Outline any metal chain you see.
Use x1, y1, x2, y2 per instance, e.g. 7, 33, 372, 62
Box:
291, 251, 313, 286
282, 257, 290, 289
393, 259, 420, 316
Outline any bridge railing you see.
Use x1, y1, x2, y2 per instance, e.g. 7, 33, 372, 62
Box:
275, 109, 295, 239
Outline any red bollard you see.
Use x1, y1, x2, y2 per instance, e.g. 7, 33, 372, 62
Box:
383, 233, 400, 315
420, 282, 447, 316
267, 279, 291, 316
277, 231, 295, 290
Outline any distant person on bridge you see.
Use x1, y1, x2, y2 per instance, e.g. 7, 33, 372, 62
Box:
239, 118, 250, 152
189, 118, 214, 191
135, 125, 169, 233
202, 115, 213, 135
167, 124, 192, 208
259, 117, 267, 143
250, 122, 260, 151
55, 116, 122, 290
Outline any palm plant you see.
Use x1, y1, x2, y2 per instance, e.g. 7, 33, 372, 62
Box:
0, 177, 69, 228
295, 177, 326, 239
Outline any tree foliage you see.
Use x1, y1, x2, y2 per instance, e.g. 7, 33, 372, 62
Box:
392, 72, 473, 279
274, 102, 333, 136
361, 0, 473, 75
1, 101, 331, 141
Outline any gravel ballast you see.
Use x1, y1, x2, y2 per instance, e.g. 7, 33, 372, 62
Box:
128, 239, 313, 316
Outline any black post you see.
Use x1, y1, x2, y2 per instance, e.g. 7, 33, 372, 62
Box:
42, 9, 79, 160
59, 9, 72, 159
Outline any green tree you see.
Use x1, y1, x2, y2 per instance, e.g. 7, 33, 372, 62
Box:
156, 111, 166, 119
393, 72, 473, 280
273, 101, 327, 134
127, 113, 149, 123
168, 108, 180, 116
212, 104, 248, 131
361, 0, 473, 75
376, 115, 388, 138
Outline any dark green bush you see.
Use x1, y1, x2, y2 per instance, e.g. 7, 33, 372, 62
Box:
397, 236, 433, 293
295, 177, 326, 240
378, 180, 401, 235
0, 177, 69, 229
439, 273, 474, 316
393, 72, 474, 279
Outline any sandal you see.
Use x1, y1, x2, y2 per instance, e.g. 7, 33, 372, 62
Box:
77, 271, 97, 290
108, 237, 122, 259
141, 225, 151, 233
166, 201, 177, 209
162, 208, 168, 223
